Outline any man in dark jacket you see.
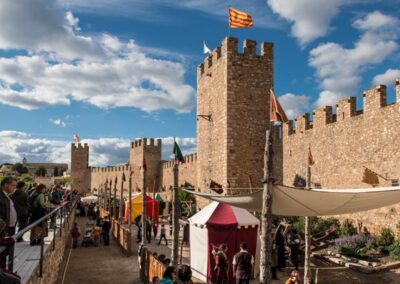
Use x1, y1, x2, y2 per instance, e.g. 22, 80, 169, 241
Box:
11, 181, 29, 242
233, 242, 254, 284
102, 217, 111, 246
0, 177, 17, 238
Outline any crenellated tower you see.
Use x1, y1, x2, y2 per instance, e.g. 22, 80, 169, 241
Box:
197, 37, 273, 196
129, 138, 162, 192
71, 143, 91, 193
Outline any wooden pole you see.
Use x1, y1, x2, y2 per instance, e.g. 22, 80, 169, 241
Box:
113, 178, 117, 219
304, 166, 312, 283
119, 174, 124, 223
172, 163, 180, 266
128, 171, 132, 233
142, 166, 147, 245
109, 180, 112, 213
260, 125, 274, 284
152, 179, 156, 234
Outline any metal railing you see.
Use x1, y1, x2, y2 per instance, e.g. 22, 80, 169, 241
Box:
0, 199, 77, 277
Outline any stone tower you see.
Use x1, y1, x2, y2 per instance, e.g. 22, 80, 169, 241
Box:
129, 138, 162, 192
196, 37, 273, 196
71, 143, 91, 193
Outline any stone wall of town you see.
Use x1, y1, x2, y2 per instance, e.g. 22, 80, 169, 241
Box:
72, 36, 400, 234
279, 81, 400, 234
26, 205, 76, 284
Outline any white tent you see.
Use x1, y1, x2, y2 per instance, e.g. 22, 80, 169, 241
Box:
81, 195, 98, 203
189, 202, 260, 283
186, 185, 400, 216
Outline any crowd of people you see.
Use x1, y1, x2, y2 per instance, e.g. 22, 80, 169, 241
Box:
69, 201, 111, 248
0, 176, 77, 283
0, 176, 76, 245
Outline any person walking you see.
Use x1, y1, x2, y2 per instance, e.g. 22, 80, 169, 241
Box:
11, 181, 29, 242
276, 225, 287, 270
158, 224, 168, 245
161, 266, 176, 284
232, 242, 254, 284
92, 226, 101, 246
146, 217, 152, 243
153, 220, 158, 239
70, 222, 81, 248
212, 244, 229, 284
102, 217, 111, 245
287, 229, 301, 271
0, 177, 18, 238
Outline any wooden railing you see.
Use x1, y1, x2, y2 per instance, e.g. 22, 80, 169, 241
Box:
140, 248, 166, 284
111, 219, 132, 256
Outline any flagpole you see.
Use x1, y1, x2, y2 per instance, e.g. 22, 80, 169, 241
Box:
304, 146, 313, 283
119, 173, 124, 223
172, 136, 180, 266
142, 155, 147, 246
128, 169, 132, 233
227, 0, 231, 37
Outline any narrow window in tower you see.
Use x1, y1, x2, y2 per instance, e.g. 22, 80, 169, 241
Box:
342, 112, 345, 120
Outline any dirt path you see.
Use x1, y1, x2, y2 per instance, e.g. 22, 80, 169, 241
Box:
61, 217, 139, 284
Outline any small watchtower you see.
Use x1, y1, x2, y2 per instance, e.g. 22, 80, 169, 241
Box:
71, 143, 91, 193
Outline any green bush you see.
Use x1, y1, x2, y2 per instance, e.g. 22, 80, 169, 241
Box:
389, 240, 400, 260
377, 228, 395, 253
339, 219, 357, 236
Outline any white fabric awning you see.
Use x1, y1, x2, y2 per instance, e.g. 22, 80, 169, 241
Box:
186, 185, 400, 216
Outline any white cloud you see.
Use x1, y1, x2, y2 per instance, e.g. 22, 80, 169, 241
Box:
309, 11, 399, 107
49, 118, 67, 127
278, 93, 311, 119
373, 69, 400, 86
0, 131, 196, 167
267, 0, 344, 45
0, 1, 195, 112
353, 11, 399, 31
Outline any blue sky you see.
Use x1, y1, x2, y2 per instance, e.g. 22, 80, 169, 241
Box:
0, 0, 400, 166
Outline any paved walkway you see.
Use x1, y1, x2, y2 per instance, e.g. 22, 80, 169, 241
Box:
61, 217, 139, 284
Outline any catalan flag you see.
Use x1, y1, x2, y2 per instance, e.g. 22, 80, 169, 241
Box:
229, 7, 253, 28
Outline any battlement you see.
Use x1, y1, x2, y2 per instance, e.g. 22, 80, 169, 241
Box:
71, 143, 88, 150
91, 164, 129, 173
197, 37, 273, 77
162, 153, 197, 169
130, 138, 161, 149
283, 80, 400, 137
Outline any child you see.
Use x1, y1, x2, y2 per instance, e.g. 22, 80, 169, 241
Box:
70, 222, 81, 248
158, 224, 168, 245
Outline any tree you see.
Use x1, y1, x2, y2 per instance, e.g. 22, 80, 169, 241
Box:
60, 176, 71, 186
35, 167, 47, 177
12, 163, 28, 174
20, 174, 34, 187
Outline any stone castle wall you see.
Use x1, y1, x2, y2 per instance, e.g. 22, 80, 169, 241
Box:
279, 81, 400, 234
72, 36, 400, 234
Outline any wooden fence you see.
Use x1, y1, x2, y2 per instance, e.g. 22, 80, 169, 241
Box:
140, 248, 166, 284
111, 219, 132, 257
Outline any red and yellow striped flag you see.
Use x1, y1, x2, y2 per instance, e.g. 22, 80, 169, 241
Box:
229, 7, 253, 28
